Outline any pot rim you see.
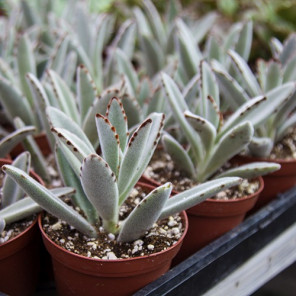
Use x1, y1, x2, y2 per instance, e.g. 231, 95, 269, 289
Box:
0, 217, 38, 249
236, 154, 296, 164
38, 210, 188, 263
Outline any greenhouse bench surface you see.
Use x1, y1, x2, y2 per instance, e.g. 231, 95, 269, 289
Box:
135, 186, 296, 296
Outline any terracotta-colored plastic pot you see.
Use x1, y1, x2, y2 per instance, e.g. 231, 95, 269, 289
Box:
0, 158, 45, 296
0, 218, 40, 296
141, 174, 178, 193
10, 132, 51, 158
38, 193, 188, 296
174, 176, 264, 263
141, 174, 264, 263
233, 155, 296, 210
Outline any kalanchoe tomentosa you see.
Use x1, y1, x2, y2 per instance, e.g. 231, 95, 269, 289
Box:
211, 46, 296, 158
2, 97, 242, 243
160, 63, 282, 183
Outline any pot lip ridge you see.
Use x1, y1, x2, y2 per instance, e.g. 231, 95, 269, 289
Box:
38, 209, 188, 263
0, 217, 38, 249
235, 154, 296, 164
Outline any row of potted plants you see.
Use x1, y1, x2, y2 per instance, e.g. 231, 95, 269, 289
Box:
1, 1, 296, 295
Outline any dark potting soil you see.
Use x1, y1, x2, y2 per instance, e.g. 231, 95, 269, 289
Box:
269, 127, 296, 160
0, 215, 35, 244
144, 149, 259, 199
42, 185, 185, 260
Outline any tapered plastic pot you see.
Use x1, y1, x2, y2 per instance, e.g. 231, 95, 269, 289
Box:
233, 155, 296, 210
174, 176, 264, 263
38, 210, 188, 296
0, 218, 40, 296
0, 158, 44, 296
140, 174, 175, 192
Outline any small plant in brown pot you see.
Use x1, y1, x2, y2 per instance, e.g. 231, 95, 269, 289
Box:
212, 36, 296, 208
2, 97, 242, 296
143, 67, 282, 259
0, 28, 54, 182
0, 151, 73, 296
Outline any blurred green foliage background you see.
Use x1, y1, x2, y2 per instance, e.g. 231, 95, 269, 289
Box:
1, 0, 296, 60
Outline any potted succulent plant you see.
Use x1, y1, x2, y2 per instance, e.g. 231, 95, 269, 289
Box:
2, 97, 242, 296
142, 69, 281, 259
0, 152, 73, 296
0, 0, 116, 176
212, 39, 296, 208
0, 15, 55, 158
0, 152, 40, 296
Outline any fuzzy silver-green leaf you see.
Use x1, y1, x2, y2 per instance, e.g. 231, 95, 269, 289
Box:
2, 165, 97, 237
2, 152, 30, 208
118, 182, 172, 242
159, 177, 242, 219
80, 154, 119, 231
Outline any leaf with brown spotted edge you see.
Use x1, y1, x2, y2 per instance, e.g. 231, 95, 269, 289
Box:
105, 97, 129, 152
47, 70, 80, 124
95, 114, 120, 177
220, 82, 295, 138
80, 154, 119, 233
82, 88, 120, 147
26, 73, 55, 150
77, 64, 97, 123
51, 127, 95, 162
118, 182, 172, 242
47, 106, 94, 151
200, 121, 254, 182
118, 117, 153, 204
200, 60, 219, 126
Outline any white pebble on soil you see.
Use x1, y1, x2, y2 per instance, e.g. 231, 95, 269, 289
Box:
51, 221, 62, 231
108, 233, 115, 241
133, 239, 144, 246
171, 228, 180, 235
216, 191, 227, 200
129, 188, 139, 199
107, 252, 118, 260
147, 244, 154, 250
168, 219, 177, 227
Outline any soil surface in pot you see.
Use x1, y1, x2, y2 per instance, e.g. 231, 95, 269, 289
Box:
144, 149, 259, 199
41, 186, 185, 260
0, 216, 36, 244
266, 127, 296, 160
